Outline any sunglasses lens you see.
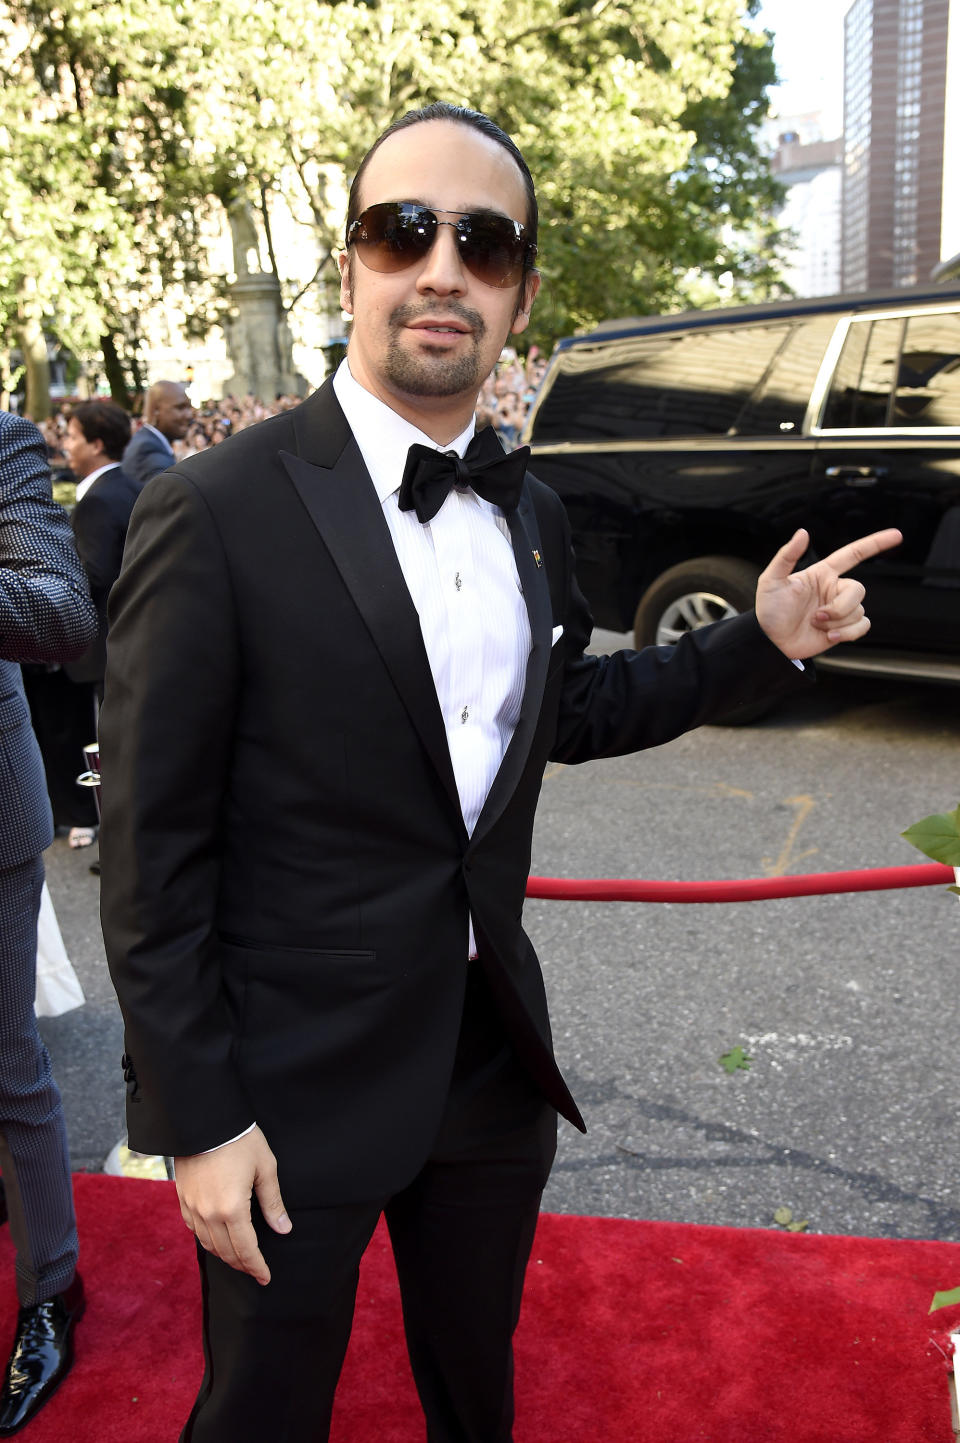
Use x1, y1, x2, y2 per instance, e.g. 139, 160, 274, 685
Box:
352, 204, 435, 273
349, 204, 532, 287
458, 216, 526, 288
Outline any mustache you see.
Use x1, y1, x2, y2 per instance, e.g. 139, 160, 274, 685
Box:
389, 300, 486, 338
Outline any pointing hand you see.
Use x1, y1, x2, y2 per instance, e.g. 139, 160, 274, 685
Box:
755, 527, 903, 660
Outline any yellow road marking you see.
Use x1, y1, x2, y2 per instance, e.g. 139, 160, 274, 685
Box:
762, 794, 819, 877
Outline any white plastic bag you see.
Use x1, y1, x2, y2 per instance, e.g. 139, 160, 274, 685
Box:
34, 881, 85, 1017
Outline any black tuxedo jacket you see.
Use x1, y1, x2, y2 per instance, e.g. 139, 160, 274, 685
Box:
99, 381, 805, 1208
65, 463, 141, 686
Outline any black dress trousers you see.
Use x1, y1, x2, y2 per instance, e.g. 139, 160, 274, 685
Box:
181, 963, 558, 1443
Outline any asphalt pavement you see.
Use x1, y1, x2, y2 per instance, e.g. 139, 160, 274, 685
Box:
39, 639, 960, 1241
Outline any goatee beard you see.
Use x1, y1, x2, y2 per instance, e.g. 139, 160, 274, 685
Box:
385, 302, 488, 397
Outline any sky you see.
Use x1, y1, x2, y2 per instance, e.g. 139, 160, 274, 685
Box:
754, 0, 850, 137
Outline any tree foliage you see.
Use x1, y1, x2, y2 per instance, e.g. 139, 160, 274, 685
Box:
1, 0, 787, 409
0, 0, 219, 412
194, 0, 789, 348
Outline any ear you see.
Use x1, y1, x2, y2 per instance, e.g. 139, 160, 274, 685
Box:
510, 271, 541, 336
338, 251, 354, 315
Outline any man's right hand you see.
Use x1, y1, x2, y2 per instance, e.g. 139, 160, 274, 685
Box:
174, 1126, 292, 1285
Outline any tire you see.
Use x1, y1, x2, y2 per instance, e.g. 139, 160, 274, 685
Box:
633, 556, 770, 725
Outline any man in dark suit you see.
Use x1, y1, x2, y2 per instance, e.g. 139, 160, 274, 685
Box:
100, 104, 900, 1443
23, 401, 138, 849
0, 409, 96, 1435
64, 400, 140, 698
121, 379, 194, 484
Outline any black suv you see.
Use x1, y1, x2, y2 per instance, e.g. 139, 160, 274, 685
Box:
523, 283, 960, 688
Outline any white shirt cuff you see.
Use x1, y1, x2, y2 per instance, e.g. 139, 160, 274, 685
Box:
199, 1122, 256, 1155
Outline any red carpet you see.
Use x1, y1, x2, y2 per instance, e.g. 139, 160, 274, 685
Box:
1, 1173, 958, 1441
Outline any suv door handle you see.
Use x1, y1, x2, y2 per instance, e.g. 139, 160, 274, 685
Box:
823, 465, 887, 486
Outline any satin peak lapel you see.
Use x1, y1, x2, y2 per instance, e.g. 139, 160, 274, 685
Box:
472, 487, 552, 845
279, 440, 464, 827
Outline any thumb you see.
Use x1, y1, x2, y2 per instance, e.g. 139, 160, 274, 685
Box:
254, 1164, 292, 1236
761, 528, 809, 584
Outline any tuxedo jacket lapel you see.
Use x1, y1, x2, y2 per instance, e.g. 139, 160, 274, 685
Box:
471, 485, 553, 846
280, 386, 464, 829
281, 387, 554, 847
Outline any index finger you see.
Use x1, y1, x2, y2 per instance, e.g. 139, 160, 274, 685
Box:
225, 1217, 271, 1286
821, 528, 902, 575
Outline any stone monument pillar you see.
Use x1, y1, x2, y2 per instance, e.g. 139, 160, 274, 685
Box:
223, 198, 306, 401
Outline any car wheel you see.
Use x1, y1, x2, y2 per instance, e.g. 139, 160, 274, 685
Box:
633, 556, 769, 725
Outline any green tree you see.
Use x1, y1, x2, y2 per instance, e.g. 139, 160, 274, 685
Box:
0, 0, 218, 416
672, 1, 789, 307
191, 0, 787, 350
1, 0, 787, 413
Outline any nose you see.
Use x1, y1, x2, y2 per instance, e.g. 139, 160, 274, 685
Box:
415, 221, 468, 296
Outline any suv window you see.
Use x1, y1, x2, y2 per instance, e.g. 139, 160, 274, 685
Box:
820, 309, 960, 430
821, 317, 903, 428
735, 314, 839, 435
533, 322, 792, 442
893, 312, 960, 427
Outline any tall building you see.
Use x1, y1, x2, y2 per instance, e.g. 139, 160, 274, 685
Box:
842, 0, 959, 290
768, 119, 843, 296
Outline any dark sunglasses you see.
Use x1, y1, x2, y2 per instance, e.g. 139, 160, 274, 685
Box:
346, 202, 537, 289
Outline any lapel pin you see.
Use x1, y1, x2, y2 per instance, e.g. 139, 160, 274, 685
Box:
533, 549, 542, 569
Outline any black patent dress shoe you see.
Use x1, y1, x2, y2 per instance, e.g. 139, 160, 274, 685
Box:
0, 1275, 85, 1436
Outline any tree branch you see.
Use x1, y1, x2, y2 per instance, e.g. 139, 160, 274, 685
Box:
285, 249, 337, 314
495, 0, 617, 51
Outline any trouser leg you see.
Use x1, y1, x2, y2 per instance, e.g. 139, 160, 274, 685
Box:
0, 855, 78, 1307
386, 964, 558, 1443
20, 669, 98, 830
181, 1200, 382, 1443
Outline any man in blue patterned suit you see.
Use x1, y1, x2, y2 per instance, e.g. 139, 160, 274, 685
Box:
0, 409, 96, 1435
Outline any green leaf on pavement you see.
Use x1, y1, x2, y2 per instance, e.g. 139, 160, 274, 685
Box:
929, 1287, 960, 1314
902, 807, 960, 866
773, 1207, 809, 1232
719, 1046, 752, 1074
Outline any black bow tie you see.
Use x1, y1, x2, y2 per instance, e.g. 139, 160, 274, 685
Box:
398, 427, 529, 524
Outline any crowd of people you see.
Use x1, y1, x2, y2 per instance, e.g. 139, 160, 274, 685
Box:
35, 391, 302, 477
475, 346, 548, 445
35, 346, 549, 481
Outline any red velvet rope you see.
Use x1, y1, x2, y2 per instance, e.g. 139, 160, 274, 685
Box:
525, 863, 955, 904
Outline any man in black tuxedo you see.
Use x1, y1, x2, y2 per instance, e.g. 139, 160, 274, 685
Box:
100, 104, 901, 1443
23, 401, 139, 849
121, 380, 193, 485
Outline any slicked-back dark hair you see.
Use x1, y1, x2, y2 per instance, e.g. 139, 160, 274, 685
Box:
71, 399, 131, 462
345, 103, 538, 277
